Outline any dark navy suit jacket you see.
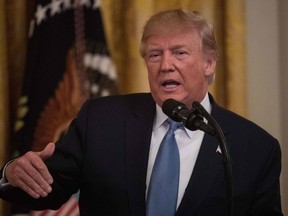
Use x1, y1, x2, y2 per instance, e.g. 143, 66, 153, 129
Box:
0, 93, 283, 215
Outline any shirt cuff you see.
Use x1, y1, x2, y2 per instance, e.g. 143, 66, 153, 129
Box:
0, 160, 14, 188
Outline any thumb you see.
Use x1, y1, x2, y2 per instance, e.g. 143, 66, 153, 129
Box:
38, 142, 55, 161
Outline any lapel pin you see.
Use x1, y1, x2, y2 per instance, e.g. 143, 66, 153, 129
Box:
216, 145, 222, 154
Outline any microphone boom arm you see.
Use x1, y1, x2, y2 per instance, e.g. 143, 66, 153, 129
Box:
192, 101, 233, 216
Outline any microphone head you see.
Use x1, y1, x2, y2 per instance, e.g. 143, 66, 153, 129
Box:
162, 99, 187, 122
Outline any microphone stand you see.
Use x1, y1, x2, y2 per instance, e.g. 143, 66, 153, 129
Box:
192, 101, 233, 216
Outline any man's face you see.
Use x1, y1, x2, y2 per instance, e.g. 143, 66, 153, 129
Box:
144, 28, 216, 108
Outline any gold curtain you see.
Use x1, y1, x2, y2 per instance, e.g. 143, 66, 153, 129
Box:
101, 0, 247, 116
0, 1, 8, 215
0, 0, 9, 214
0, 0, 28, 215
0, 0, 8, 162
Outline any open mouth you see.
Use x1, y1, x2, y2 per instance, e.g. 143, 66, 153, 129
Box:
162, 80, 180, 88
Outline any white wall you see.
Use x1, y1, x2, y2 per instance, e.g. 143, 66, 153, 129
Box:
245, 0, 287, 214
245, 0, 281, 140
279, 0, 288, 215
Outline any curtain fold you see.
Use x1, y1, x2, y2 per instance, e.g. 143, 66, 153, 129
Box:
0, 0, 9, 215
0, 1, 27, 215
6, 0, 28, 135
224, 0, 246, 116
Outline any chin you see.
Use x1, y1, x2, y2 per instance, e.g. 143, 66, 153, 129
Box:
161, 95, 185, 104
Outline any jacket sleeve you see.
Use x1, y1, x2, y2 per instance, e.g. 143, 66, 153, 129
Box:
250, 139, 283, 216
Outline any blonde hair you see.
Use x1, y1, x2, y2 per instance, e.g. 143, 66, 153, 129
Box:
140, 9, 218, 59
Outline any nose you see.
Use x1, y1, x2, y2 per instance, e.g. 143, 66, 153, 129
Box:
160, 53, 175, 72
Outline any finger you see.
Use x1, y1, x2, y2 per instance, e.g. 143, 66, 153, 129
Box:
35, 142, 55, 184
25, 163, 53, 193
26, 154, 53, 187
9, 162, 52, 198
17, 178, 41, 199
13, 152, 53, 190
6, 144, 55, 196
39, 142, 55, 161
16, 176, 49, 199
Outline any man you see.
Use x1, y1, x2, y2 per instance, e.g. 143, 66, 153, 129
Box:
0, 9, 283, 216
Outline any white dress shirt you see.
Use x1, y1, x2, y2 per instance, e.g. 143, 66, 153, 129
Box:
146, 93, 212, 208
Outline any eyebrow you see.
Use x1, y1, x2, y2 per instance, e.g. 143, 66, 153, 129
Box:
147, 44, 188, 52
169, 44, 187, 51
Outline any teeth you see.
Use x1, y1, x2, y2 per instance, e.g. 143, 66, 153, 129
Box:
165, 84, 178, 88
163, 81, 179, 87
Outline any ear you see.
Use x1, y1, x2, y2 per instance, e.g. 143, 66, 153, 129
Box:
204, 55, 217, 76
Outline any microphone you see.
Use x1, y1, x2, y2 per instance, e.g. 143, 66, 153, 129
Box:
162, 99, 215, 135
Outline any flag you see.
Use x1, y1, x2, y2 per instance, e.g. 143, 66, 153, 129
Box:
12, 0, 118, 215
32, 192, 80, 216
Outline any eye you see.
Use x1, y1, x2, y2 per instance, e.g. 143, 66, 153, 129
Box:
174, 50, 188, 59
147, 52, 162, 62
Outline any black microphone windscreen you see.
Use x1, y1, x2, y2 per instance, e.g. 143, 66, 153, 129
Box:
162, 99, 186, 121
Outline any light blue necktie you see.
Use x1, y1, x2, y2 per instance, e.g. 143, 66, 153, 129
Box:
146, 119, 181, 216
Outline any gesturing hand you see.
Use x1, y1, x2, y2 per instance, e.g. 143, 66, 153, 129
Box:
5, 142, 55, 199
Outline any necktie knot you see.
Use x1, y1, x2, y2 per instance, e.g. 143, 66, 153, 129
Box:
167, 118, 182, 133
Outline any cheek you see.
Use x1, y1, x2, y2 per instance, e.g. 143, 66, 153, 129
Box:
182, 66, 206, 88
147, 71, 158, 90
147, 64, 159, 81
147, 62, 159, 72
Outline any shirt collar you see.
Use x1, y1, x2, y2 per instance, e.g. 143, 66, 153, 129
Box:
153, 93, 212, 133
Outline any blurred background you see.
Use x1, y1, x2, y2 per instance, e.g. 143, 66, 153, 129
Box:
0, 0, 287, 215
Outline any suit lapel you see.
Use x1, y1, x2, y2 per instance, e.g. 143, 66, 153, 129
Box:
176, 133, 223, 215
124, 94, 155, 216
